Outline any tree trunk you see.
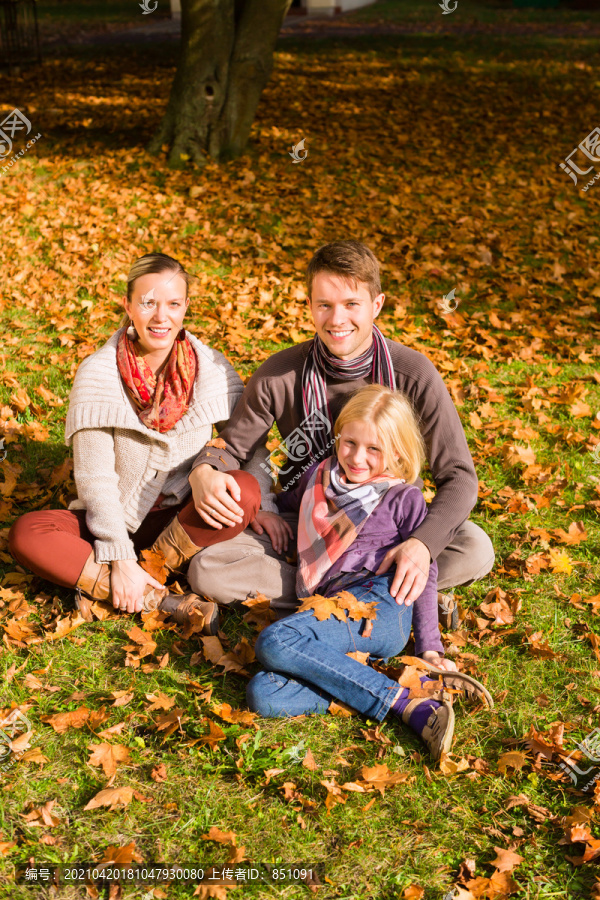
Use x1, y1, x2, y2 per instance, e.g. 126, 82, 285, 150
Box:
148, 0, 292, 166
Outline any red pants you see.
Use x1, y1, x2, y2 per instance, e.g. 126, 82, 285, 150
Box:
8, 470, 261, 590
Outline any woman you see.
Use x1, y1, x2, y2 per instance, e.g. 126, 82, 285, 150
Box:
9, 253, 268, 634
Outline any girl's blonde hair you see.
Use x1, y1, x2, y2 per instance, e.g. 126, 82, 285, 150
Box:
120, 253, 192, 327
334, 385, 425, 483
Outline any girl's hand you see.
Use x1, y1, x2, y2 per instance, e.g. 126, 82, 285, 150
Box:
250, 510, 294, 555
422, 650, 458, 673
111, 559, 165, 614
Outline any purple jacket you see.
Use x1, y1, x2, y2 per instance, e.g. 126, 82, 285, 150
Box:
277, 460, 443, 656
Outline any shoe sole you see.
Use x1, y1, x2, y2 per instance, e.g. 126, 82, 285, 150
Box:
438, 702, 455, 758
417, 660, 494, 709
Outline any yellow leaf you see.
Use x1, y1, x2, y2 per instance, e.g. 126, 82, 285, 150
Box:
548, 549, 573, 575
296, 593, 347, 622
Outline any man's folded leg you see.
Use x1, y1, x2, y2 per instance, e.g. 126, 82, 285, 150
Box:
436, 519, 495, 591
186, 512, 299, 612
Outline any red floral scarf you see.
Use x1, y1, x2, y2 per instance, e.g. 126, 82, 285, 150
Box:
117, 329, 197, 433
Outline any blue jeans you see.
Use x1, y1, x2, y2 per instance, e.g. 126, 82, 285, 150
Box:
246, 572, 414, 722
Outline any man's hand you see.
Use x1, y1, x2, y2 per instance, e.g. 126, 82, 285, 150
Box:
375, 537, 431, 606
189, 464, 244, 529
111, 559, 165, 614
250, 510, 294, 555
422, 650, 458, 673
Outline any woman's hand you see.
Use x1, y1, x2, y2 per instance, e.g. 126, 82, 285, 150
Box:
111, 559, 165, 614
249, 511, 294, 555
189, 464, 244, 529
422, 650, 458, 673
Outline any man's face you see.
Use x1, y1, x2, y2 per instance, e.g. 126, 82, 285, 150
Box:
309, 272, 384, 361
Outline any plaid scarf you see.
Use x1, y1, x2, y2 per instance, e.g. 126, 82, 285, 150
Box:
117, 329, 197, 433
301, 325, 396, 456
296, 457, 403, 598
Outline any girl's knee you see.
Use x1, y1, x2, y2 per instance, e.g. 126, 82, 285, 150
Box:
254, 621, 291, 669
246, 670, 287, 717
254, 616, 299, 671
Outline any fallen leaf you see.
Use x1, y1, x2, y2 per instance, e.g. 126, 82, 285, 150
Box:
302, 749, 318, 771
297, 593, 348, 622
84, 786, 134, 811
491, 846, 524, 873
498, 751, 529, 774
202, 826, 237, 845
87, 743, 131, 778
211, 702, 258, 728
40, 706, 90, 733
139, 547, 168, 584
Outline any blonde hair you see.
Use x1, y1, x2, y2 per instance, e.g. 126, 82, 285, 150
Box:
334, 385, 425, 483
120, 253, 192, 327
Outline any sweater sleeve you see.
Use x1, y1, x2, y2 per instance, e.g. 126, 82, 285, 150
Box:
390, 485, 443, 657
411, 560, 443, 657
71, 428, 137, 563
242, 444, 278, 514
191, 360, 278, 474
391, 344, 479, 560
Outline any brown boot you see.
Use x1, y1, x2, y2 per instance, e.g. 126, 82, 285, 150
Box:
152, 592, 219, 635
148, 515, 203, 574
74, 551, 166, 622
75, 552, 111, 621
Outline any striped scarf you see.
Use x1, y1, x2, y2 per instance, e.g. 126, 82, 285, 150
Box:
301, 326, 396, 456
296, 457, 403, 598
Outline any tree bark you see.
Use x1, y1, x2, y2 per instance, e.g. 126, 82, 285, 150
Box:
148, 0, 292, 166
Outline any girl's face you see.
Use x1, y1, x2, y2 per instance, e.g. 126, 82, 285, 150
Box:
123, 271, 189, 360
337, 419, 389, 484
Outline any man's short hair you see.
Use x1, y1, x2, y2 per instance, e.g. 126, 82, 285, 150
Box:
306, 240, 382, 300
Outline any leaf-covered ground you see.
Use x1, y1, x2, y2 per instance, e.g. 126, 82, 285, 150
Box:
1, 1, 600, 898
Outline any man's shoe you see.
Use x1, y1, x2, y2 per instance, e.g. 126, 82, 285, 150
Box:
438, 591, 459, 630
152, 592, 219, 636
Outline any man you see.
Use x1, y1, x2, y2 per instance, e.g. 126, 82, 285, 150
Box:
186, 240, 494, 619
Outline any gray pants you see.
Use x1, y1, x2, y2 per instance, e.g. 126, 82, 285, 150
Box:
187, 514, 495, 613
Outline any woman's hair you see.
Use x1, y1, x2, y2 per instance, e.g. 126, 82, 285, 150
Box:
333, 384, 425, 483
306, 240, 381, 301
120, 253, 192, 326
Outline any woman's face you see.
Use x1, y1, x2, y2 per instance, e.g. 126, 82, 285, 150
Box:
336, 419, 388, 484
124, 271, 189, 358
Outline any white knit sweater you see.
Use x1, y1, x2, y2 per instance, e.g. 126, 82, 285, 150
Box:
65, 328, 276, 563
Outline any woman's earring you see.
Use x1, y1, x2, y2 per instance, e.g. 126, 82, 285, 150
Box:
178, 327, 186, 341
126, 318, 138, 341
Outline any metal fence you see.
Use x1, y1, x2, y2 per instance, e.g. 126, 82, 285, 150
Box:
0, 0, 41, 72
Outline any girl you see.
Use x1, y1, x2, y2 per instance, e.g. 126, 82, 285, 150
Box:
246, 385, 493, 760
9, 253, 268, 633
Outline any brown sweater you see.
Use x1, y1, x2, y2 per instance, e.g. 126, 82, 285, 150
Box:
192, 338, 478, 560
